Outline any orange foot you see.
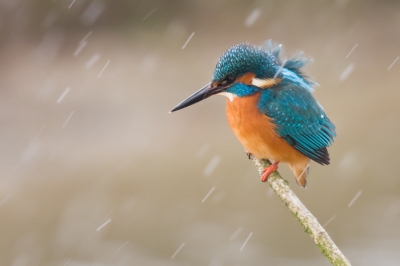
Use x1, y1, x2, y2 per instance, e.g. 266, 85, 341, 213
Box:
261, 161, 280, 182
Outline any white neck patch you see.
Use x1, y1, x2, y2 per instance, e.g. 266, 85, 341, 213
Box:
218, 92, 236, 102
251, 77, 280, 88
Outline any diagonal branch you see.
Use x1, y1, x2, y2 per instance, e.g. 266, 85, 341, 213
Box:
252, 157, 351, 266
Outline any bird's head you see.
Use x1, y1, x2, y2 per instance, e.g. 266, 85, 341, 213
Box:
170, 42, 283, 112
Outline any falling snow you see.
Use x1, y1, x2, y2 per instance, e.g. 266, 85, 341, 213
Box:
182, 32, 195, 49
196, 144, 210, 157
80, 31, 93, 44
35, 32, 64, 65
245, 8, 261, 27
98, 60, 110, 78
339, 63, 355, 81
201, 186, 215, 203
203, 155, 221, 176
57, 87, 70, 103
21, 125, 46, 162
348, 191, 362, 208
73, 42, 87, 56
240, 232, 253, 251
171, 243, 185, 259
338, 151, 365, 178
116, 241, 130, 253
140, 54, 159, 72
62, 111, 74, 129
96, 218, 111, 231
345, 43, 358, 59
339, 151, 355, 170
143, 8, 157, 20
74, 32, 92, 56
64, 258, 72, 266
85, 53, 101, 68
323, 214, 337, 227
80, 1, 105, 26
387, 56, 399, 70
229, 227, 243, 241
273, 59, 287, 78
296, 163, 309, 184
68, 0, 76, 9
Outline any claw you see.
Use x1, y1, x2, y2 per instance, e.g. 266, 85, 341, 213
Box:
261, 161, 280, 182
246, 151, 253, 160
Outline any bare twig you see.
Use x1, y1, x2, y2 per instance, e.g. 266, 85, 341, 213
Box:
252, 157, 351, 266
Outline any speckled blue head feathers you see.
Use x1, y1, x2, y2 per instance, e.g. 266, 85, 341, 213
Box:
213, 43, 276, 82
213, 41, 316, 87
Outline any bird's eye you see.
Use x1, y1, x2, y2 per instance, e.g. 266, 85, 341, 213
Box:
226, 75, 235, 83
220, 75, 235, 86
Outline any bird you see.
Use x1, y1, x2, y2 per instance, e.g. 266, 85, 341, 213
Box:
170, 41, 336, 187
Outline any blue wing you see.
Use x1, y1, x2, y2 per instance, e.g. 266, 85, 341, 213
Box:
258, 78, 336, 165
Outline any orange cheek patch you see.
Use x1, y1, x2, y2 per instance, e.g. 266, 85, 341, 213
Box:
237, 72, 256, 85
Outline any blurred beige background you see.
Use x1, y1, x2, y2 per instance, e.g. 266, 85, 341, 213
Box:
1, 0, 400, 265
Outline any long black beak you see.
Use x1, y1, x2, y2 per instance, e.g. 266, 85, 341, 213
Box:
170, 82, 224, 112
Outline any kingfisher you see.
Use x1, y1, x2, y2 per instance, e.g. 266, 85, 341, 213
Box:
170, 41, 336, 187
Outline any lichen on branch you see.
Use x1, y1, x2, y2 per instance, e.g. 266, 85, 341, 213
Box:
252, 157, 351, 266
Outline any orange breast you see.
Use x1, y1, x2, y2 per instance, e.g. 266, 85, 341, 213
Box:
225, 92, 307, 164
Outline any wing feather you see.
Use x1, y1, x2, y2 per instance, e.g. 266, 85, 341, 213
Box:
258, 80, 336, 165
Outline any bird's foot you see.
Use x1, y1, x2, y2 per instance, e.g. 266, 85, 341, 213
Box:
261, 161, 280, 182
246, 151, 253, 160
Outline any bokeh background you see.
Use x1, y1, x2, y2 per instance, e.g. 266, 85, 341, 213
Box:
1, 0, 400, 265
